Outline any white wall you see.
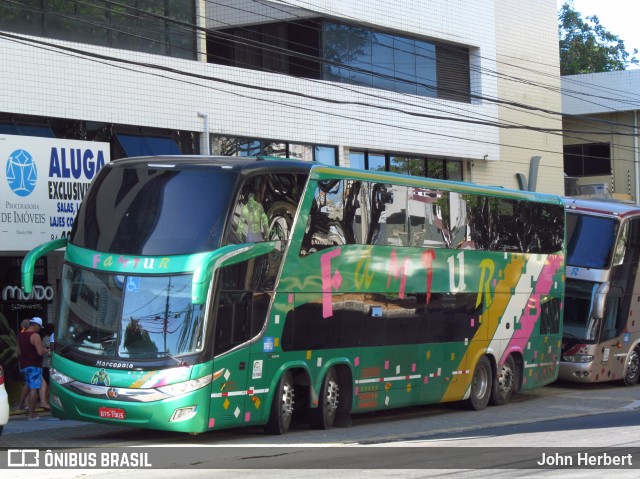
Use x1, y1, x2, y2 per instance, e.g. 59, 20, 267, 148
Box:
0, 0, 565, 192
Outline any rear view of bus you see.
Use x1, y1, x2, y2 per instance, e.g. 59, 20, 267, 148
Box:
561, 198, 640, 385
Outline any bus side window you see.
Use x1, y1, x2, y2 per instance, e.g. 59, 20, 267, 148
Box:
227, 174, 305, 244
301, 179, 363, 255
539, 297, 561, 335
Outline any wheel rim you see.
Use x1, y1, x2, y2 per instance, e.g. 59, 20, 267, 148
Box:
281, 381, 295, 420
497, 363, 514, 397
627, 351, 640, 381
473, 365, 489, 399
325, 377, 340, 416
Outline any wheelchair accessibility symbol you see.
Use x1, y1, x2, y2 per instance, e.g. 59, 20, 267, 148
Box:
126, 277, 140, 292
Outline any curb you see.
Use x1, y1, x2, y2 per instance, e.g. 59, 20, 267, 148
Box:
9, 407, 51, 417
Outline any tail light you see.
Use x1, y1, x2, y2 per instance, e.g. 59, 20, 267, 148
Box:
0, 366, 4, 386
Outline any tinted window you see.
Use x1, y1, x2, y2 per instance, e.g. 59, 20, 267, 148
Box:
566, 213, 617, 268
72, 166, 238, 255
226, 174, 306, 244
302, 179, 564, 255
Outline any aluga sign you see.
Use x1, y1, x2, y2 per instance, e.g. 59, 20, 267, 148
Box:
22, 156, 566, 434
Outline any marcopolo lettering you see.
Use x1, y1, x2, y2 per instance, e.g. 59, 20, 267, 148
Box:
49, 147, 106, 180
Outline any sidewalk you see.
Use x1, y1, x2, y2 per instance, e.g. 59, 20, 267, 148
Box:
9, 406, 52, 418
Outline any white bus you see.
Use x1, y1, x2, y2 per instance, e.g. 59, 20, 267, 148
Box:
561, 198, 640, 386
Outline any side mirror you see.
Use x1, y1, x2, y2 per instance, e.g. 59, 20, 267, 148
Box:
191, 241, 278, 304
22, 238, 68, 293
592, 281, 610, 319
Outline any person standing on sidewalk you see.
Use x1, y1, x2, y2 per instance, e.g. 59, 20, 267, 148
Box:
39, 323, 53, 410
18, 317, 49, 420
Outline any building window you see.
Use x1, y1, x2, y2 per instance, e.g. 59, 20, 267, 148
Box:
563, 143, 611, 176
349, 151, 463, 181
390, 156, 426, 176
208, 19, 470, 102
0, 0, 197, 60
211, 135, 338, 165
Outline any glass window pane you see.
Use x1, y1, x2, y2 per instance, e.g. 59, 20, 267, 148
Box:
349, 151, 365, 170
415, 40, 437, 97
323, 22, 350, 82
394, 37, 416, 94
167, 0, 196, 59
228, 174, 305, 244
212, 136, 244, 156
314, 146, 337, 166
446, 160, 463, 181
368, 154, 386, 171
368, 184, 407, 246
119, 274, 204, 358
289, 143, 314, 161
427, 159, 445, 179
0, 1, 43, 35
238, 140, 261, 157
371, 32, 395, 91
566, 213, 618, 268
262, 142, 287, 157
349, 26, 372, 86
407, 187, 431, 247
390, 156, 425, 176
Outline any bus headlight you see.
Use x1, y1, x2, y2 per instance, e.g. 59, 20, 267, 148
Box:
156, 375, 212, 397
562, 354, 594, 363
50, 368, 74, 385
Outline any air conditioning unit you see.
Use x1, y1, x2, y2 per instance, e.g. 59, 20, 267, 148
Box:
577, 183, 610, 197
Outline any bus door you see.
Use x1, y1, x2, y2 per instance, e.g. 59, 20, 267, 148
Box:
208, 290, 254, 429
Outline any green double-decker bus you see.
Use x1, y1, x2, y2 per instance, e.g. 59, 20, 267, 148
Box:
22, 156, 565, 434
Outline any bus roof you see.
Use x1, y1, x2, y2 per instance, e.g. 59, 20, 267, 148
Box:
564, 197, 640, 219
109, 155, 563, 205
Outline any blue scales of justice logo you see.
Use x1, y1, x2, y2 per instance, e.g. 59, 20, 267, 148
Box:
6, 149, 37, 197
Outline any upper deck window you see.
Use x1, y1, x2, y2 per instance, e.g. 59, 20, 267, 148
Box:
566, 212, 618, 268
71, 165, 238, 255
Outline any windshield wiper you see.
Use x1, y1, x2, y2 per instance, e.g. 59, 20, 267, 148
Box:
158, 351, 190, 367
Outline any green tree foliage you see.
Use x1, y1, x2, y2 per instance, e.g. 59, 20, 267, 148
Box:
558, 1, 638, 75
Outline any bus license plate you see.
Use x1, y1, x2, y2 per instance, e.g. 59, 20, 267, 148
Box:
99, 407, 126, 420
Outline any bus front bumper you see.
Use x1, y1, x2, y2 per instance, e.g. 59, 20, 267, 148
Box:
50, 380, 210, 433
558, 362, 596, 383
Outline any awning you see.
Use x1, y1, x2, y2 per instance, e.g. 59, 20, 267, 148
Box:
0, 123, 56, 137
116, 134, 181, 157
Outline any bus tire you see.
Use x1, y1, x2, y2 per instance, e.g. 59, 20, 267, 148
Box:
265, 371, 295, 435
490, 355, 517, 406
309, 367, 340, 429
622, 348, 640, 387
465, 356, 492, 411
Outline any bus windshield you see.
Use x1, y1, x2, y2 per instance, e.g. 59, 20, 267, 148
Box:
566, 212, 618, 269
563, 278, 599, 342
57, 264, 205, 360
71, 165, 238, 255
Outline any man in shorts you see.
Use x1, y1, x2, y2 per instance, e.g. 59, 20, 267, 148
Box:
18, 317, 49, 420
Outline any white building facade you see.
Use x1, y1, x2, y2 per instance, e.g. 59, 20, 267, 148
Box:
0, 0, 564, 328
562, 70, 640, 202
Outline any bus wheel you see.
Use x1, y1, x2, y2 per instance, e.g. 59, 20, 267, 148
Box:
309, 367, 340, 429
465, 356, 492, 410
622, 348, 640, 387
265, 371, 295, 435
490, 355, 516, 406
